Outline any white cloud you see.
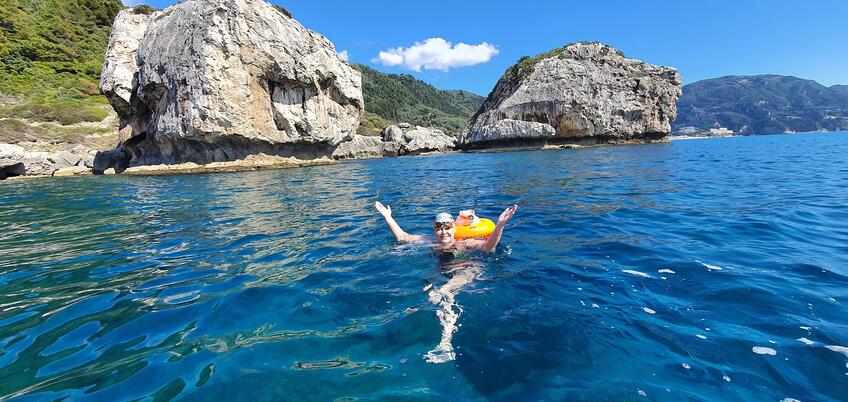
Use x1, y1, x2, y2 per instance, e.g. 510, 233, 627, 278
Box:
337, 50, 350, 62
372, 38, 498, 72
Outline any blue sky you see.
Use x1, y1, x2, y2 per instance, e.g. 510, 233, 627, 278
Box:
127, 0, 848, 95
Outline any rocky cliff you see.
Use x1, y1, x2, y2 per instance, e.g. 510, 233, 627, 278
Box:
98, 0, 364, 171
460, 42, 682, 148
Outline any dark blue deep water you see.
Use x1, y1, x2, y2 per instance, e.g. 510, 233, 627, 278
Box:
1, 132, 847, 401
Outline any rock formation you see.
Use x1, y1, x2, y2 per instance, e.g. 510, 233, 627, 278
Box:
0, 143, 97, 179
460, 42, 682, 148
332, 135, 401, 159
0, 144, 26, 179
331, 124, 456, 159
98, 0, 364, 171
397, 126, 456, 154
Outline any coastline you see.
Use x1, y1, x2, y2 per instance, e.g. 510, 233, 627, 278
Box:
7, 131, 846, 181
669, 135, 736, 141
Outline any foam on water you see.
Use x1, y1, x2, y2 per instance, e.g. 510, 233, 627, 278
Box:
695, 260, 722, 271
825, 345, 848, 357
623, 270, 651, 278
753, 346, 777, 356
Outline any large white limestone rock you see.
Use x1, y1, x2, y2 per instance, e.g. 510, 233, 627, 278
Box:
461, 42, 682, 147
99, 0, 364, 168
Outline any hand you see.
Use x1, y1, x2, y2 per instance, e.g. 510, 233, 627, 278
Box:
497, 204, 518, 225
375, 201, 392, 218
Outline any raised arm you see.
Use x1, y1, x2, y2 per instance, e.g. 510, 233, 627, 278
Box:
480, 205, 517, 253
375, 202, 426, 242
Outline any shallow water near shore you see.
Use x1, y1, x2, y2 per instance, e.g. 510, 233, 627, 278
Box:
1, 132, 847, 401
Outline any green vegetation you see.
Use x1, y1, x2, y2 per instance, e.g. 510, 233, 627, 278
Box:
273, 5, 292, 18
0, 0, 124, 125
357, 111, 393, 136
132, 5, 156, 15
353, 64, 485, 135
0, 118, 31, 143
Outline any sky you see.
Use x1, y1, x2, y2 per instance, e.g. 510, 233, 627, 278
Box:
125, 0, 848, 96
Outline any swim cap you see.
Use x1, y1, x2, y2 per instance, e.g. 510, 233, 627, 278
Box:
434, 212, 454, 223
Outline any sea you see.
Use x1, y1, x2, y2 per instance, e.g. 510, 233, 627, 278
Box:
1, 132, 846, 401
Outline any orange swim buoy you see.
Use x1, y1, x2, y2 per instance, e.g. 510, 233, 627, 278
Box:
454, 218, 496, 239
454, 210, 496, 239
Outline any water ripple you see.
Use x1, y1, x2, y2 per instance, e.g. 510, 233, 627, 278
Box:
0, 133, 847, 400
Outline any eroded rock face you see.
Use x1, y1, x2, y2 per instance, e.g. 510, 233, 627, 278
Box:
0, 144, 25, 168
461, 42, 682, 147
332, 135, 401, 159
99, 10, 150, 116
462, 119, 555, 143
402, 126, 456, 154
0, 144, 25, 179
99, 0, 363, 168
331, 124, 456, 159
382, 126, 404, 143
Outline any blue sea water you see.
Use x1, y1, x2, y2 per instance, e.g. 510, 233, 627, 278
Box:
1, 132, 847, 401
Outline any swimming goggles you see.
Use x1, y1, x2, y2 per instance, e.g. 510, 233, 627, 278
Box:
433, 222, 454, 230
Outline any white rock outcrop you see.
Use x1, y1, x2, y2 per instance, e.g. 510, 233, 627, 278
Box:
99, 0, 364, 169
99, 10, 151, 116
0, 144, 26, 179
461, 42, 682, 147
332, 135, 401, 159
401, 126, 456, 154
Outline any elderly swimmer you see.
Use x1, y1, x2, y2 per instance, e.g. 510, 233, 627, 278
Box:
374, 202, 517, 253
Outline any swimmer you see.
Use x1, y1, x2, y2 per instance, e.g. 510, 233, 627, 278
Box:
374, 202, 517, 253
375, 201, 516, 363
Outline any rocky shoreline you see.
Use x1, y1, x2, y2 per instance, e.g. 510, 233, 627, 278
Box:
1, 153, 335, 180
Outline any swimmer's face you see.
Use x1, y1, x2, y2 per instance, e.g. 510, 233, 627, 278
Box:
433, 221, 455, 244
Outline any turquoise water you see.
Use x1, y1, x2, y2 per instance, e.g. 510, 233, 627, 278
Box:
1, 132, 847, 401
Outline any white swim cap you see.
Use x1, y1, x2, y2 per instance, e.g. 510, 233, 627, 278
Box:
434, 212, 454, 223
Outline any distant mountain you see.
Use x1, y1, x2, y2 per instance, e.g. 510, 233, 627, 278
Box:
674, 75, 848, 135
352, 64, 485, 135
831, 85, 848, 96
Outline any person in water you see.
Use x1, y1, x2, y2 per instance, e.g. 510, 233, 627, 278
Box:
374, 202, 518, 363
373, 202, 518, 253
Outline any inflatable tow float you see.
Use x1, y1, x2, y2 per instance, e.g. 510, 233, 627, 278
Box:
453, 210, 496, 239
